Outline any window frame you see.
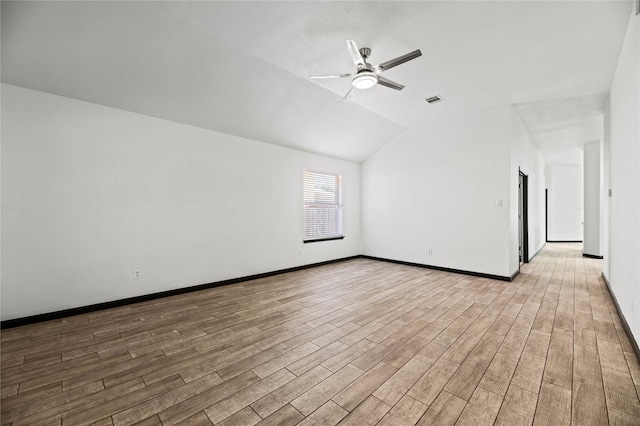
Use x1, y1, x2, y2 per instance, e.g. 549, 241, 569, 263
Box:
303, 169, 344, 243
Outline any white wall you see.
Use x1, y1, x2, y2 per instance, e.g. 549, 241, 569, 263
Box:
583, 140, 603, 257
605, 10, 640, 343
1, 84, 361, 321
546, 165, 583, 241
509, 108, 546, 273
361, 106, 545, 279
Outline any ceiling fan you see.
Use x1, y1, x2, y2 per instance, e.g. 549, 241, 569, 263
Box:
310, 40, 422, 99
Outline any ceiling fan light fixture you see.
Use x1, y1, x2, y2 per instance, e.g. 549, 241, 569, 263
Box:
352, 71, 378, 89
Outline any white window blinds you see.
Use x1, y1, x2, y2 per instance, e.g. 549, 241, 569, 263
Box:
303, 170, 343, 242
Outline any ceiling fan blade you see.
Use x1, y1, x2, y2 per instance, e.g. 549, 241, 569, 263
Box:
344, 86, 356, 99
345, 40, 365, 70
377, 76, 405, 91
309, 73, 353, 79
377, 49, 422, 71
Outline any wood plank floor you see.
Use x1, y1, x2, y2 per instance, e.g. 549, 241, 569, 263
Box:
2, 243, 640, 425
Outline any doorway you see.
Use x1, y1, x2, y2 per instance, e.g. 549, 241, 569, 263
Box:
545, 189, 548, 242
519, 171, 529, 264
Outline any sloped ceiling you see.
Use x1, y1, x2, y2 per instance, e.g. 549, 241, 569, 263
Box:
1, 1, 633, 163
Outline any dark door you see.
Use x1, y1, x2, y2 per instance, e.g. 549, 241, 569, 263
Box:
519, 171, 529, 264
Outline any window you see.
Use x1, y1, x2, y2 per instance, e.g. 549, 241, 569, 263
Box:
303, 170, 344, 242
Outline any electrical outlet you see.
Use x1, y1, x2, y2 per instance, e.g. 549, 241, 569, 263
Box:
428, 249, 433, 255
133, 269, 142, 280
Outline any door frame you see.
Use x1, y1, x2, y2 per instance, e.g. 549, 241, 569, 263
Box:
519, 170, 530, 264
545, 189, 548, 242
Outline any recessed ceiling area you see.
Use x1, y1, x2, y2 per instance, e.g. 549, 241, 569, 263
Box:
514, 89, 609, 166
1, 1, 633, 164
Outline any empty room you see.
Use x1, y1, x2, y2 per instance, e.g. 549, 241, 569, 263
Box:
2, 1, 639, 425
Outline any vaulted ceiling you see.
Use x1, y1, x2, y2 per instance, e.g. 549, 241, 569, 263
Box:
1, 1, 633, 163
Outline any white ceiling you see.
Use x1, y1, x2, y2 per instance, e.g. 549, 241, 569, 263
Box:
1, 1, 633, 164
514, 89, 609, 166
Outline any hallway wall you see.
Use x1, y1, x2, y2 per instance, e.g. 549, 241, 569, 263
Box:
546, 165, 583, 242
604, 10, 640, 344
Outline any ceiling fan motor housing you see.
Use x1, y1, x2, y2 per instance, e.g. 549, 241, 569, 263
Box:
359, 47, 371, 59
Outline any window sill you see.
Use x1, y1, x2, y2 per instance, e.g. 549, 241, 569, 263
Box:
303, 236, 345, 244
